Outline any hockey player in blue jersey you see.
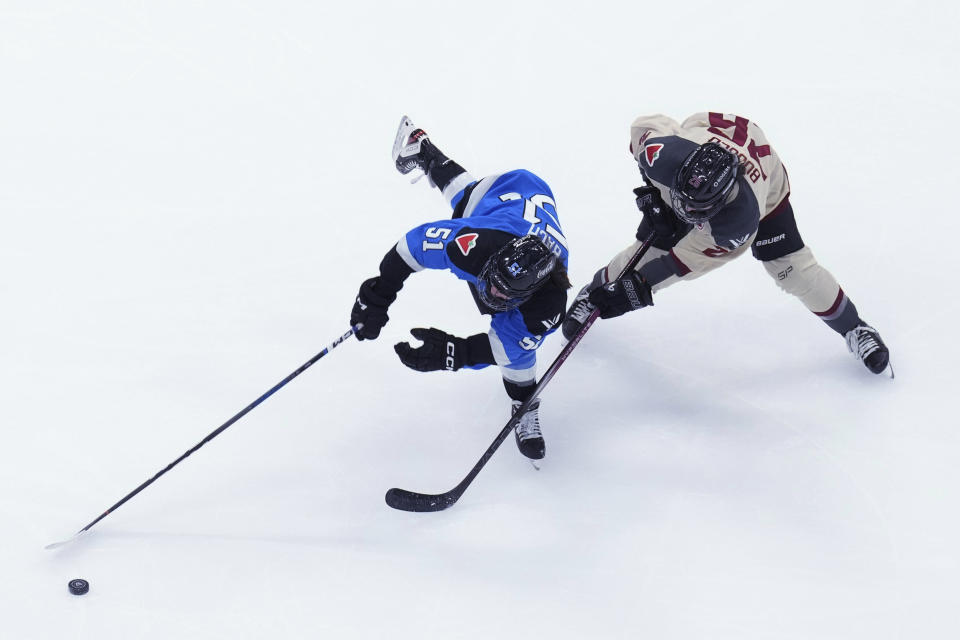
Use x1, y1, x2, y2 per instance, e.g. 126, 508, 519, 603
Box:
349, 116, 572, 460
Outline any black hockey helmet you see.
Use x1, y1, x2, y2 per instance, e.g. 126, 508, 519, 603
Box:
477, 235, 557, 312
670, 142, 740, 224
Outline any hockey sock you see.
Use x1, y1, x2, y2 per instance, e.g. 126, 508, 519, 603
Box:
815, 288, 862, 335
503, 378, 536, 402
428, 157, 468, 192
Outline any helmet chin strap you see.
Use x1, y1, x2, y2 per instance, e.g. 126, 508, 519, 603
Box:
725, 181, 740, 202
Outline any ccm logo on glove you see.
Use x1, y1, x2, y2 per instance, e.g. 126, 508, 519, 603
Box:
445, 341, 456, 371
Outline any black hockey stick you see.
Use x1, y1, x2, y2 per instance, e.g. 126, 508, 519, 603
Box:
385, 231, 658, 512
45, 324, 362, 549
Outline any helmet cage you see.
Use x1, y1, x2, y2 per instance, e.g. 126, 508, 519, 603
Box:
476, 261, 529, 312
476, 236, 557, 312
670, 143, 740, 224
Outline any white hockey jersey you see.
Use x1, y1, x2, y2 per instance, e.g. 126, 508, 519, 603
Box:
628, 112, 791, 285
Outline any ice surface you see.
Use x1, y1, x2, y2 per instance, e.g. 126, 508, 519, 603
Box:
2, 1, 958, 638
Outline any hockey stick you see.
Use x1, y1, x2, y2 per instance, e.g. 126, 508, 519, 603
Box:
385, 231, 658, 512
45, 324, 362, 550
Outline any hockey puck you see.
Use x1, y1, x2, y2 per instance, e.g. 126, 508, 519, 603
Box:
68, 579, 89, 596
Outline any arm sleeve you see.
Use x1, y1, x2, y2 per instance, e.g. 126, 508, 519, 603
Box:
455, 316, 535, 375
394, 221, 464, 273
637, 185, 761, 288
637, 228, 755, 288
629, 114, 684, 164
374, 245, 416, 297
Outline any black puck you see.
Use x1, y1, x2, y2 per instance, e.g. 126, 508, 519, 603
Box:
68, 578, 89, 596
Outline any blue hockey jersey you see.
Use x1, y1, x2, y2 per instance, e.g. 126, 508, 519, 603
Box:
393, 170, 570, 384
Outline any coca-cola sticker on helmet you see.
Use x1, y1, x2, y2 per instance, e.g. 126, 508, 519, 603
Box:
455, 232, 479, 256
645, 143, 664, 167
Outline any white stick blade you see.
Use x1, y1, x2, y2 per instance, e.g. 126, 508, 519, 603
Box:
44, 531, 84, 550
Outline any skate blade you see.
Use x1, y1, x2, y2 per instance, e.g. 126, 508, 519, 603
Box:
392, 115, 413, 159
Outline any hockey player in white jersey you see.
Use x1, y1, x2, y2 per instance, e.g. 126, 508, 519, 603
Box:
562, 112, 891, 375
350, 117, 572, 459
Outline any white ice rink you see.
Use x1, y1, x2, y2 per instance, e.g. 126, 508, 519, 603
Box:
2, 1, 958, 638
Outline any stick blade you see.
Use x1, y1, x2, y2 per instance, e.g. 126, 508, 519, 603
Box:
385, 488, 460, 512
44, 531, 86, 550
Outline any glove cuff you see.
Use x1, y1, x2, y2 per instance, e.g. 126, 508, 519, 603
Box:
360, 277, 398, 307
627, 272, 654, 307
633, 185, 659, 198
464, 333, 496, 367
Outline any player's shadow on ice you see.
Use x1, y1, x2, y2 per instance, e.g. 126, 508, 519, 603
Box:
553, 341, 864, 443
83, 528, 382, 549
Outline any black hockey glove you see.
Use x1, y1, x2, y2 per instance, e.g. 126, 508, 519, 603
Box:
394, 328, 491, 372
634, 186, 688, 243
350, 277, 398, 341
587, 272, 653, 319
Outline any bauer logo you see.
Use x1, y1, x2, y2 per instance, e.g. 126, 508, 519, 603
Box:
645, 143, 664, 167
755, 233, 786, 247
455, 233, 479, 256
507, 262, 522, 276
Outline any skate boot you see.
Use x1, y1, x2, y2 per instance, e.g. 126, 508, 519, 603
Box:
844, 322, 891, 376
391, 115, 447, 177
561, 284, 597, 341
512, 400, 545, 460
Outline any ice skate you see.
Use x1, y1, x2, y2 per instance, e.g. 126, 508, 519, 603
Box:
844, 322, 893, 377
512, 400, 545, 460
561, 284, 597, 341
392, 115, 445, 178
